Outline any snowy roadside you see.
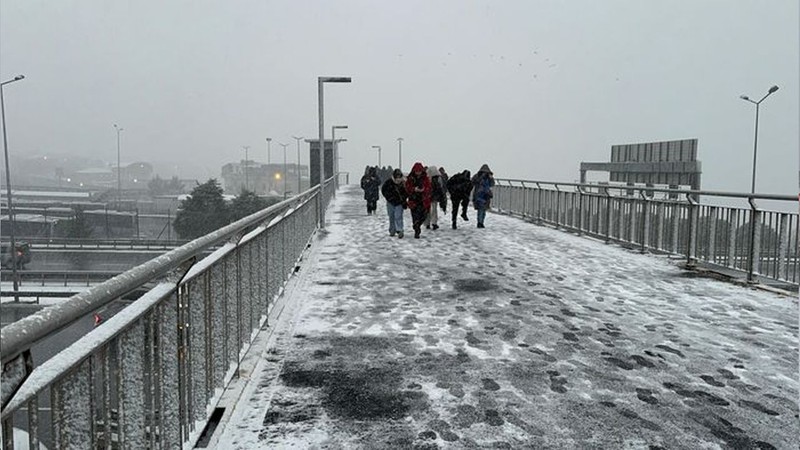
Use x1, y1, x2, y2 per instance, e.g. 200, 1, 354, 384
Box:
216, 185, 798, 449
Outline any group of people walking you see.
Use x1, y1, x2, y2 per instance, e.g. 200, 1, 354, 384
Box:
360, 163, 495, 239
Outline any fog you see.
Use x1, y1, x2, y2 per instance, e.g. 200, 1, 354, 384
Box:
1, 0, 797, 194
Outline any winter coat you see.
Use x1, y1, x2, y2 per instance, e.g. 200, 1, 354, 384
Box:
446, 170, 473, 201
381, 178, 408, 207
471, 165, 495, 209
405, 162, 432, 211
360, 169, 381, 202
427, 166, 446, 206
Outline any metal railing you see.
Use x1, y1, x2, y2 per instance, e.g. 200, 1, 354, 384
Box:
6, 238, 188, 251
493, 179, 799, 286
0, 178, 335, 449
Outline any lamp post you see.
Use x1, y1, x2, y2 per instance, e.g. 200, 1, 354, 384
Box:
332, 125, 347, 192
279, 142, 289, 198
317, 76, 352, 230
292, 135, 304, 194
242, 145, 250, 192
113, 124, 123, 208
1, 74, 24, 302
397, 137, 403, 170
739, 85, 779, 194
266, 137, 272, 164
372, 145, 382, 167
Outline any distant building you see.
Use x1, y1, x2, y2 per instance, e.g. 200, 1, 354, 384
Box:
221, 161, 308, 195
112, 162, 154, 189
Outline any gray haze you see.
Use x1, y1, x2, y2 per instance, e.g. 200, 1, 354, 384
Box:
1, 1, 798, 194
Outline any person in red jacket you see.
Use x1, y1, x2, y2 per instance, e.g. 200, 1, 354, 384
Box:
405, 162, 432, 238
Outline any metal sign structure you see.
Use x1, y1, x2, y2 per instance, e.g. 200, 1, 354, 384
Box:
580, 139, 701, 190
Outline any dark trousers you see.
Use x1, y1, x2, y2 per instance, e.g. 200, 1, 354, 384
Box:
411, 205, 427, 231
451, 197, 469, 223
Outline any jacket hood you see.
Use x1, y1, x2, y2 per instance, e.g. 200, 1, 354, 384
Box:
478, 164, 492, 174
411, 162, 425, 173
426, 165, 439, 177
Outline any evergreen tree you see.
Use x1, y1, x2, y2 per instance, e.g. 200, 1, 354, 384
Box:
173, 179, 229, 239
229, 190, 278, 222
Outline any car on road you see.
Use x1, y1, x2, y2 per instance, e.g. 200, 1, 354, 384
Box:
1, 242, 32, 269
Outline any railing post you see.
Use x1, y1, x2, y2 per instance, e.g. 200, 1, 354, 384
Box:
520, 182, 528, 219
728, 213, 737, 269
577, 186, 585, 235
554, 185, 561, 229
603, 187, 612, 242
747, 197, 762, 282
686, 194, 698, 268
777, 213, 789, 280
671, 203, 680, 254
639, 190, 650, 253
628, 197, 637, 243
535, 183, 543, 224
707, 206, 718, 264
655, 202, 665, 251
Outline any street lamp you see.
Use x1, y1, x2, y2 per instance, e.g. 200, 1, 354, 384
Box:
242, 145, 251, 192
266, 137, 272, 164
317, 76, 352, 230
113, 124, 123, 208
292, 135, 304, 194
279, 142, 289, 198
397, 137, 403, 170
739, 85, 779, 193
1, 74, 24, 301
332, 125, 347, 192
372, 145, 382, 167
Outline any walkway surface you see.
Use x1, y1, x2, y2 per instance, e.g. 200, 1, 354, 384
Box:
216, 185, 799, 449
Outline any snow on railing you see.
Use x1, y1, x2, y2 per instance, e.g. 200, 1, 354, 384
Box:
493, 179, 799, 286
0, 178, 336, 450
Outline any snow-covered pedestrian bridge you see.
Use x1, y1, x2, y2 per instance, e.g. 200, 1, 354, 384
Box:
211, 185, 798, 448
1, 183, 798, 449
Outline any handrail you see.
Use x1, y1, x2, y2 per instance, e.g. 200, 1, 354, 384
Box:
496, 178, 796, 202
0, 185, 320, 364
0, 192, 320, 420
493, 178, 799, 286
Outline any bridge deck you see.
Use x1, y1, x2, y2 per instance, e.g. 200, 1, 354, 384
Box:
216, 185, 798, 448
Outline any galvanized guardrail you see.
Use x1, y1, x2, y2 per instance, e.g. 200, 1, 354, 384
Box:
493, 179, 799, 286
7, 238, 189, 251
0, 178, 335, 449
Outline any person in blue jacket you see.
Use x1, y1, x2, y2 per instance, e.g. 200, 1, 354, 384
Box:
471, 164, 495, 228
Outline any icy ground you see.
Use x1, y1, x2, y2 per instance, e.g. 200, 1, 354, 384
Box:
216, 185, 798, 449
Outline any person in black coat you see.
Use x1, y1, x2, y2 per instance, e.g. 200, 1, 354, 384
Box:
446, 170, 472, 229
381, 168, 408, 238
360, 166, 381, 215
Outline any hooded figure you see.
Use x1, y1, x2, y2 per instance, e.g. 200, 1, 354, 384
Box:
446, 169, 473, 229
471, 164, 495, 228
360, 166, 381, 215
424, 165, 446, 230
405, 162, 432, 238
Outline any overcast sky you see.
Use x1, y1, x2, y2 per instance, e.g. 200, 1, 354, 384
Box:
1, 1, 798, 194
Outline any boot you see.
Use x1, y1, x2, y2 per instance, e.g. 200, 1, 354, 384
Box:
452, 221, 457, 230
461, 212, 469, 221
432, 224, 439, 230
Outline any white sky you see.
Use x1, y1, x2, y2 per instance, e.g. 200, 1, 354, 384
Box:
1, 1, 798, 194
